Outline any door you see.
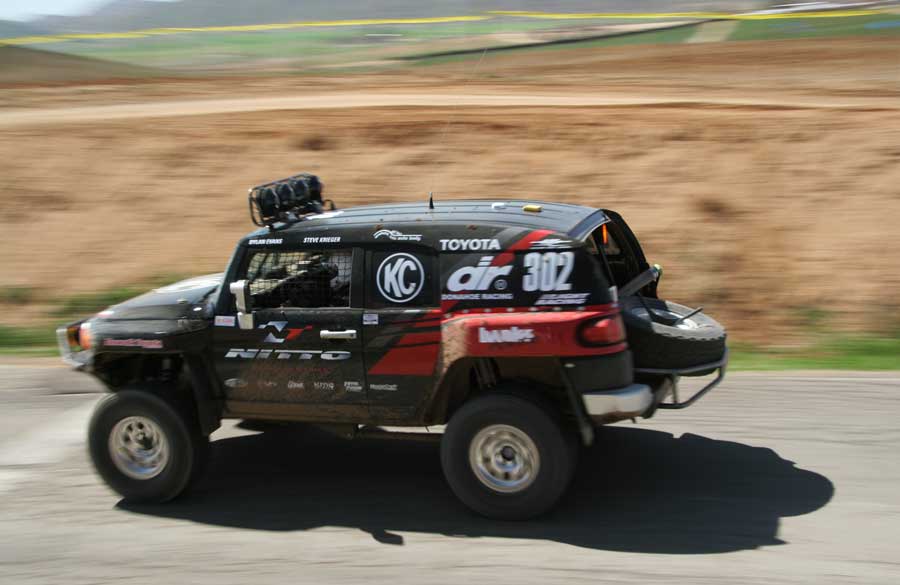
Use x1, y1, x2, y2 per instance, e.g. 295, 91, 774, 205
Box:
212, 246, 368, 421
362, 245, 441, 424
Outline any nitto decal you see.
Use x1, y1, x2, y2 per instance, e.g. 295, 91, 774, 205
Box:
303, 236, 341, 244
535, 292, 591, 305
478, 327, 535, 344
446, 256, 512, 292
248, 238, 283, 245
225, 349, 351, 361
258, 321, 312, 343
374, 229, 422, 242
439, 238, 500, 252
103, 338, 163, 349
530, 238, 571, 250
313, 381, 335, 391
522, 252, 574, 292
376, 253, 425, 303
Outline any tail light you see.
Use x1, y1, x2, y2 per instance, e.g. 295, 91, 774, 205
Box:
578, 314, 625, 346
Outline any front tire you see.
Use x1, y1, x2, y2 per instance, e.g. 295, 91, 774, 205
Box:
88, 390, 208, 503
441, 393, 576, 520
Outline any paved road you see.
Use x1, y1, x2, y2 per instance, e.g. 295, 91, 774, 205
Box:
1, 365, 898, 584
1, 92, 897, 128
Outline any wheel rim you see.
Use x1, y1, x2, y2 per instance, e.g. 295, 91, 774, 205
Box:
630, 307, 700, 330
108, 416, 170, 480
468, 424, 540, 494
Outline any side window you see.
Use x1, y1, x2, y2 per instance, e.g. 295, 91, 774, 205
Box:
368, 249, 437, 308
244, 249, 353, 309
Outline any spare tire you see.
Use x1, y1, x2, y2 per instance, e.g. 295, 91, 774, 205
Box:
620, 296, 726, 373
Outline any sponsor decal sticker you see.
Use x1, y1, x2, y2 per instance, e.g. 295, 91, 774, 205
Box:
443, 256, 514, 300
214, 315, 236, 327
478, 327, 535, 344
225, 349, 351, 361
258, 321, 312, 343
103, 338, 163, 349
287, 380, 305, 390
374, 229, 422, 242
259, 380, 278, 389
363, 313, 379, 326
376, 253, 425, 303
344, 381, 363, 392
535, 292, 591, 305
224, 378, 247, 389
370, 383, 398, 392
439, 238, 500, 252
303, 236, 341, 244
248, 238, 283, 246
530, 238, 571, 250
313, 381, 335, 391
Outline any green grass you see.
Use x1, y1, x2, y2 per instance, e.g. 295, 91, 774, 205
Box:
730, 14, 900, 41
729, 336, 900, 371
0, 325, 56, 353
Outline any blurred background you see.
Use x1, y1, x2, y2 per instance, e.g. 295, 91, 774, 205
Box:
1, 0, 898, 368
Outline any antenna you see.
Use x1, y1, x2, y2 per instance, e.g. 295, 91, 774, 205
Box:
427, 47, 489, 201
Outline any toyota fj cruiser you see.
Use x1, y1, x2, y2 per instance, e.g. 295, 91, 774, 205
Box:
58, 173, 727, 519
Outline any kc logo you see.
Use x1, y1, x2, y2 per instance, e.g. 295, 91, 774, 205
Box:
377, 253, 424, 303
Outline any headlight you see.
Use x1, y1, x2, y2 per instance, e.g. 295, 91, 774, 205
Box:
76, 322, 92, 350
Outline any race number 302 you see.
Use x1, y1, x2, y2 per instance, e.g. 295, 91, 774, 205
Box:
522, 252, 574, 292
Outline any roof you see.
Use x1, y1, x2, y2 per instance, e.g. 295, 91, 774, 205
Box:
273, 199, 606, 236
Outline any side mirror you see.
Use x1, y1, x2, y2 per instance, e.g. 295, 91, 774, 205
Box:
229, 279, 255, 330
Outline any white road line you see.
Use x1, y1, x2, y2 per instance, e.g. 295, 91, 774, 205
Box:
0, 399, 98, 495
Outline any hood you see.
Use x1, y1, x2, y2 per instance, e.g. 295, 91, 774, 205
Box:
96, 273, 223, 321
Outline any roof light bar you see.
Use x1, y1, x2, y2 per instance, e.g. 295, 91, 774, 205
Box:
248, 173, 328, 228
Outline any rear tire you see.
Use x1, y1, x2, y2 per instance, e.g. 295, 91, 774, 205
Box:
441, 393, 576, 520
88, 390, 209, 503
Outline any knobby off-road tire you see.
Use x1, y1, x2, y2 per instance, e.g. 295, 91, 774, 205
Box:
441, 393, 576, 520
88, 390, 209, 503
620, 296, 727, 372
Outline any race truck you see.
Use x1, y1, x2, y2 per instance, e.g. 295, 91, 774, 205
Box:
58, 173, 727, 520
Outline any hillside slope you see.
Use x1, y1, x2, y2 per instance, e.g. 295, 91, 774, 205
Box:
0, 46, 161, 84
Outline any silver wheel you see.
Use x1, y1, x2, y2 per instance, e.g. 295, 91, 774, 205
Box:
108, 416, 170, 480
468, 424, 540, 494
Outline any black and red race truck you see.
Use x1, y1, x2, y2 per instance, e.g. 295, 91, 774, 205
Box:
58, 173, 727, 519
